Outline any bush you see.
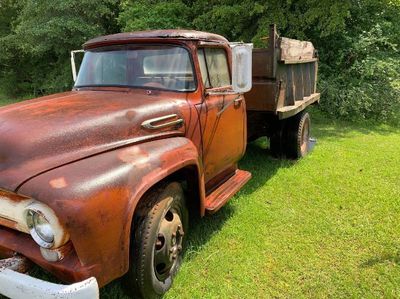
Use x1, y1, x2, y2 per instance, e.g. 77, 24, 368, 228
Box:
0, 0, 120, 97
318, 21, 400, 124
0, 0, 399, 124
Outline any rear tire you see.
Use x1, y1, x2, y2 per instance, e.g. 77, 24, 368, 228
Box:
125, 182, 188, 299
269, 130, 285, 158
285, 111, 311, 159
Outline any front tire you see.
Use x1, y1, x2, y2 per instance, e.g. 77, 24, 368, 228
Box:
125, 182, 188, 299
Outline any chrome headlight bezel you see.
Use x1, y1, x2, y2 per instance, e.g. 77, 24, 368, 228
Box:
24, 202, 70, 249
26, 209, 55, 248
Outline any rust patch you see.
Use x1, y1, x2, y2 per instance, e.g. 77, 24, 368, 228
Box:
0, 255, 32, 273
118, 146, 150, 169
125, 110, 136, 121
50, 177, 68, 189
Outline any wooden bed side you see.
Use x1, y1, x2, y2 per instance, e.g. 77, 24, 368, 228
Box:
245, 25, 319, 118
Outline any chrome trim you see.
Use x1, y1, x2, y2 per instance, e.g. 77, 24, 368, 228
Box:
141, 114, 184, 130
0, 257, 99, 299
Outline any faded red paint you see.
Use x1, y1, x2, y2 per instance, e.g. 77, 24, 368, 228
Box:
0, 31, 247, 287
0, 28, 318, 289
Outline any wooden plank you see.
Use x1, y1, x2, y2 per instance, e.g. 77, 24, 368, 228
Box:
303, 63, 311, 97
277, 93, 320, 119
313, 61, 318, 93
269, 24, 278, 78
282, 58, 318, 64
280, 37, 315, 61
276, 81, 286, 110
287, 66, 296, 105
294, 65, 304, 101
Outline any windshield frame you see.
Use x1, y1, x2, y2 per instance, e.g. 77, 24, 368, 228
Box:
74, 43, 198, 93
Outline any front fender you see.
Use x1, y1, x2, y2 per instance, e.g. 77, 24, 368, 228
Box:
18, 137, 203, 287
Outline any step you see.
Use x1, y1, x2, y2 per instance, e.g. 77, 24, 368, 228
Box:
205, 169, 252, 214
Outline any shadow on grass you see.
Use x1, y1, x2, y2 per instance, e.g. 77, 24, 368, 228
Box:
34, 110, 400, 298
239, 138, 296, 196
181, 138, 298, 266
100, 140, 292, 298
360, 252, 400, 268
183, 138, 291, 262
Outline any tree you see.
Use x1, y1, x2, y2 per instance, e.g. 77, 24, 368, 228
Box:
0, 0, 120, 96
1, 0, 399, 123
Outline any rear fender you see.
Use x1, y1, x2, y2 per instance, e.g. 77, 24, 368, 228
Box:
18, 137, 204, 286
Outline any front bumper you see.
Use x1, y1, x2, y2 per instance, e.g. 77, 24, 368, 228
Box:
0, 256, 99, 299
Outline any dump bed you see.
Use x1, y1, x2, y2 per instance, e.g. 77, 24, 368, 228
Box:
245, 25, 320, 119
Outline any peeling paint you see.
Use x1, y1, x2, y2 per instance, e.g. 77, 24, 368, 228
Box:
50, 177, 68, 189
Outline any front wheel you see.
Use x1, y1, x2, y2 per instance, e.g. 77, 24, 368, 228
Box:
125, 182, 188, 299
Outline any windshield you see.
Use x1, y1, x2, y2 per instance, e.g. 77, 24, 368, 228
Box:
75, 45, 196, 92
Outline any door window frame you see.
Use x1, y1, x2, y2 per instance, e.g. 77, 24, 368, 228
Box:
197, 46, 232, 93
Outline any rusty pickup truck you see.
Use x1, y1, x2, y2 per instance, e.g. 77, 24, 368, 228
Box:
0, 25, 319, 299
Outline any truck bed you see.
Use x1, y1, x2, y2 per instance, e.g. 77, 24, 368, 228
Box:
245, 25, 320, 119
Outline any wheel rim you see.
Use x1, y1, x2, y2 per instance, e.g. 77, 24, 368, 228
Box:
153, 206, 184, 282
300, 120, 310, 154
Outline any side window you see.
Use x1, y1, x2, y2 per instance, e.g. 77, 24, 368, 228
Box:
198, 48, 230, 89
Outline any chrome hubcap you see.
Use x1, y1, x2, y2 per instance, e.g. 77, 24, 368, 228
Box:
154, 208, 184, 281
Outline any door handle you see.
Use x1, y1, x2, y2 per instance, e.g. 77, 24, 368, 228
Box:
141, 114, 184, 130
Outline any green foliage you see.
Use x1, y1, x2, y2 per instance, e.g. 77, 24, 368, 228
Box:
0, 0, 399, 123
317, 1, 400, 124
118, 0, 400, 123
118, 0, 189, 31
0, 0, 120, 97
118, 0, 352, 45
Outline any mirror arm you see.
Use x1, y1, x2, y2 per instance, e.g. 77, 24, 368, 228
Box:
217, 95, 243, 116
70, 50, 84, 82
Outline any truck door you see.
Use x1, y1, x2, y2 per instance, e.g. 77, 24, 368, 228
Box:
196, 47, 247, 184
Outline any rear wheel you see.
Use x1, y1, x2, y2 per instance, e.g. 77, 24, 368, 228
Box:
125, 182, 188, 299
285, 111, 311, 159
269, 129, 285, 158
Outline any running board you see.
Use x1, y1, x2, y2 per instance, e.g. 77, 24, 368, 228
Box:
205, 170, 252, 214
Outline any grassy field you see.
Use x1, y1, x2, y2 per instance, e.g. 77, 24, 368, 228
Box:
100, 110, 400, 298
1, 96, 400, 298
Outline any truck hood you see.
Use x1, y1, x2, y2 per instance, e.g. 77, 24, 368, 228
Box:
0, 90, 189, 191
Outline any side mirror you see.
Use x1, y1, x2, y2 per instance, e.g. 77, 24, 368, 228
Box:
230, 43, 253, 93
70, 50, 84, 82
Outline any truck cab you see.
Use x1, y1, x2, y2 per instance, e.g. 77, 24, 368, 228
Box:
0, 28, 319, 299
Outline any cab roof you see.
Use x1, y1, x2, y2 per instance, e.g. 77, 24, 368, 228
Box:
84, 30, 229, 49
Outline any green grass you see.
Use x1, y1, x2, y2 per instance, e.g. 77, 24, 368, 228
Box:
2, 97, 400, 298
101, 109, 400, 298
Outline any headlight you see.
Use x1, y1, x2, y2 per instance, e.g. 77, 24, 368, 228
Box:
25, 202, 70, 249
26, 210, 55, 248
